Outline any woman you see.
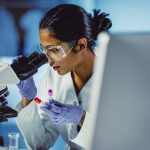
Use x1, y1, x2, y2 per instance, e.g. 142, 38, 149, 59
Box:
16, 4, 112, 150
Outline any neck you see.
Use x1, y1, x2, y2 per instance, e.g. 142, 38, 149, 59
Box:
72, 49, 95, 84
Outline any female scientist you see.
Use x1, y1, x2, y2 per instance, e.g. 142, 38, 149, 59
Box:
16, 4, 112, 150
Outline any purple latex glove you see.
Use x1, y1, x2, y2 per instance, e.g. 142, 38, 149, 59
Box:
17, 77, 37, 100
13, 56, 37, 100
40, 100, 84, 125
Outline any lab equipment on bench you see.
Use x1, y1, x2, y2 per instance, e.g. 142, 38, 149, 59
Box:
8, 132, 20, 150
0, 51, 48, 122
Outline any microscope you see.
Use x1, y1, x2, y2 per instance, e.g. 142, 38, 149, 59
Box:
0, 51, 48, 122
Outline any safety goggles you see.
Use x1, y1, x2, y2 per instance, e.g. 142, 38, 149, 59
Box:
39, 40, 76, 60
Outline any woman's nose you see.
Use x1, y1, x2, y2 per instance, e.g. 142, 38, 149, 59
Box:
45, 53, 53, 63
47, 57, 53, 63
44, 49, 49, 56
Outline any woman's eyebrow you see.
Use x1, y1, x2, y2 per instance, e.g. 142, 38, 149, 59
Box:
40, 43, 57, 48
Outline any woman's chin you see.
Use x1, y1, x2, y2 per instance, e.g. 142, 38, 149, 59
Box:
57, 71, 65, 75
57, 70, 69, 75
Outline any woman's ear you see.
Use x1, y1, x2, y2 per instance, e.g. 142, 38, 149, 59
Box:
75, 38, 87, 52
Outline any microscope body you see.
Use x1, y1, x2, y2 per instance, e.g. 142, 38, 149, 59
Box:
0, 51, 47, 122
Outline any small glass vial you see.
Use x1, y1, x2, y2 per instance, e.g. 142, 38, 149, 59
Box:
48, 89, 53, 102
8, 132, 20, 150
48, 89, 53, 97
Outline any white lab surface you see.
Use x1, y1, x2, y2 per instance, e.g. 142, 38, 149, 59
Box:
16, 64, 95, 150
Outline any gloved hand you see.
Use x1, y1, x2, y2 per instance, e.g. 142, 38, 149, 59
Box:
40, 100, 84, 125
17, 77, 37, 100
13, 56, 37, 100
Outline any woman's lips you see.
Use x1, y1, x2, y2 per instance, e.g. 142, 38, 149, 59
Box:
53, 66, 60, 70
49, 62, 54, 66
49, 62, 60, 70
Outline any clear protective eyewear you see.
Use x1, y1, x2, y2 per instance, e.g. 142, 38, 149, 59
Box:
39, 40, 76, 60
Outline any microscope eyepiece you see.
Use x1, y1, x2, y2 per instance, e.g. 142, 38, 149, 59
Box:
11, 51, 48, 80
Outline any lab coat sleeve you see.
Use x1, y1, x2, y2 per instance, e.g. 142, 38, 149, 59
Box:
16, 100, 59, 150
70, 111, 92, 150
16, 68, 59, 150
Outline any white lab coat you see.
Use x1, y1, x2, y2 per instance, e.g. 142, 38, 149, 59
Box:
16, 66, 94, 150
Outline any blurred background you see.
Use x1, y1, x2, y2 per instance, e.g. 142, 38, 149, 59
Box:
0, 0, 150, 149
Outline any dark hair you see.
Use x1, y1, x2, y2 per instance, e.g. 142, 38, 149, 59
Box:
39, 4, 112, 48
